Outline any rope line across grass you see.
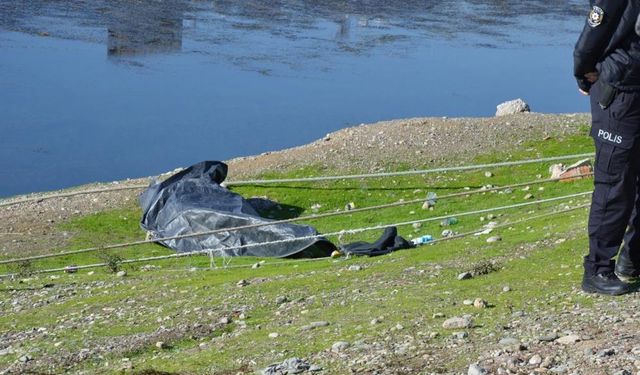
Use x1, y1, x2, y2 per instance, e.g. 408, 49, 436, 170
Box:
0, 173, 593, 265
0, 153, 593, 208
0, 200, 590, 278
172, 202, 592, 273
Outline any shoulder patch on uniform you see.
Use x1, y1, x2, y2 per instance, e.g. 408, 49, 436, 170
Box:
588, 5, 604, 27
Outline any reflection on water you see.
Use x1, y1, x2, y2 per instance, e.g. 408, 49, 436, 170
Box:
0, 1, 588, 197
106, 2, 184, 57
0, 0, 584, 60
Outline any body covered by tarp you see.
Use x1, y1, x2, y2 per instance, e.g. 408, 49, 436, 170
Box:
139, 161, 335, 258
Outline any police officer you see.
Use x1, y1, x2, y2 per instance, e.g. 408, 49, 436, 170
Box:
575, 0, 640, 295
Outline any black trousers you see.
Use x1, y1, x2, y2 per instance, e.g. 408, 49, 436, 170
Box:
585, 82, 640, 275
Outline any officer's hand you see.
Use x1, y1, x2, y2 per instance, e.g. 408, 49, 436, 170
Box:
584, 71, 599, 83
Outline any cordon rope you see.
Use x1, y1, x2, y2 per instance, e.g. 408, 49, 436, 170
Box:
0, 153, 593, 208
223, 153, 594, 186
0, 191, 592, 273
0, 173, 593, 265
0, 200, 590, 278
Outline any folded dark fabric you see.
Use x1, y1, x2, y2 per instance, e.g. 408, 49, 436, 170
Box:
340, 226, 414, 257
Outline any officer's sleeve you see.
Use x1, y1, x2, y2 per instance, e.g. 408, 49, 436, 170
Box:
573, 1, 625, 92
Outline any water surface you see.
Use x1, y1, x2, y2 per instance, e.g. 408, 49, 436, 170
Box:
0, 1, 589, 197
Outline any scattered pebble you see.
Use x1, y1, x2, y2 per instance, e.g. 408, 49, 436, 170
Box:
537, 333, 559, 342
452, 331, 468, 339
486, 236, 502, 243
441, 229, 456, 237
499, 337, 520, 347
596, 348, 616, 358
473, 298, 488, 309
458, 272, 473, 280
529, 354, 542, 365
331, 341, 350, 352
116, 271, 127, 277
556, 335, 581, 345
275, 296, 289, 305
442, 316, 473, 329
262, 358, 321, 375
310, 321, 330, 328
155, 341, 168, 350
468, 363, 488, 375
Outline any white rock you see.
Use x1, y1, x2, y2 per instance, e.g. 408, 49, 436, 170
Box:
468, 364, 488, 375
486, 236, 502, 243
496, 99, 530, 116
529, 354, 543, 365
116, 271, 127, 277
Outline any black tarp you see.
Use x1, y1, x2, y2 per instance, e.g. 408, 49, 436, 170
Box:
139, 161, 335, 258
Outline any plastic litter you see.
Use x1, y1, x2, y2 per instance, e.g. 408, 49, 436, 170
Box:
411, 235, 433, 246
440, 217, 459, 226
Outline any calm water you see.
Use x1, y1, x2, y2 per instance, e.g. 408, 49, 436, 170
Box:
0, 1, 589, 197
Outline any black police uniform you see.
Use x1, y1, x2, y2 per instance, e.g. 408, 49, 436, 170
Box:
574, 0, 640, 293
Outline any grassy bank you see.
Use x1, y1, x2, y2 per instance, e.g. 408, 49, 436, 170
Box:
0, 125, 600, 374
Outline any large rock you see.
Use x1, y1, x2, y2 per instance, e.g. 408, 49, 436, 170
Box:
495, 99, 530, 116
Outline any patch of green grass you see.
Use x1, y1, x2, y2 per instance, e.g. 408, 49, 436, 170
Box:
0, 125, 602, 373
